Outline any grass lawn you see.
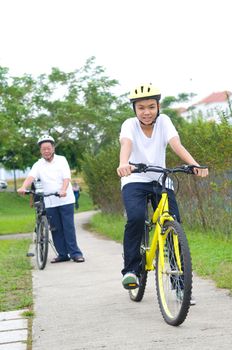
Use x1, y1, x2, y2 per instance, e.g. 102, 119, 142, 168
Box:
0, 239, 33, 312
90, 212, 232, 293
0, 192, 35, 234
188, 231, 232, 291
0, 191, 94, 235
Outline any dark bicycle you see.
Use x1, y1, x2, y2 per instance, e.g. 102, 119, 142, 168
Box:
26, 190, 59, 269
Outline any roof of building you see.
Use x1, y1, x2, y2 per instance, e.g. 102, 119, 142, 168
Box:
195, 91, 232, 105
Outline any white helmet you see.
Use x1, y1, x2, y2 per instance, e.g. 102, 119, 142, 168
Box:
37, 135, 55, 146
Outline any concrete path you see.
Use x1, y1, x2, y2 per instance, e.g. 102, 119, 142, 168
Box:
29, 211, 232, 349
0, 310, 28, 349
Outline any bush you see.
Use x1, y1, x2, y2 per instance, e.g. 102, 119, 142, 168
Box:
82, 116, 232, 235
82, 145, 123, 214
167, 117, 232, 235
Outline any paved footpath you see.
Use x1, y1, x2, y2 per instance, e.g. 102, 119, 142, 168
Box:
2, 211, 232, 349
0, 310, 28, 350
31, 211, 232, 350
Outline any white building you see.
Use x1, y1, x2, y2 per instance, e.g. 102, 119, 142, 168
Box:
0, 166, 29, 180
180, 91, 232, 123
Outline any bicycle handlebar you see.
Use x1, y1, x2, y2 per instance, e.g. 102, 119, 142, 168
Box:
24, 190, 60, 197
129, 162, 208, 175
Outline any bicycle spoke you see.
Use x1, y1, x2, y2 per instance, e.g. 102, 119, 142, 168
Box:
156, 220, 192, 326
36, 216, 49, 270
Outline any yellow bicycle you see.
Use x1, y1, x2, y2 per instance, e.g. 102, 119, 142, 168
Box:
128, 163, 207, 326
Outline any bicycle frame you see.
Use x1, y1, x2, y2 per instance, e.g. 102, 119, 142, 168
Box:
145, 189, 182, 275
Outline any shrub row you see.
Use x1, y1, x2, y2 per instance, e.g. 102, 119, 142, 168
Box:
82, 117, 232, 234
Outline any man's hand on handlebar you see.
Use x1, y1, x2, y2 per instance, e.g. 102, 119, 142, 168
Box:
58, 190, 67, 197
117, 163, 135, 177
192, 166, 208, 177
17, 187, 27, 195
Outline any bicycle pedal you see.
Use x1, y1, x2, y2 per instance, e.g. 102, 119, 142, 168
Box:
124, 283, 139, 290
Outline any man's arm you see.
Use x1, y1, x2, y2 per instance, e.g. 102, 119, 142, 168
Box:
117, 138, 134, 177
169, 136, 208, 177
17, 176, 35, 194
59, 178, 70, 197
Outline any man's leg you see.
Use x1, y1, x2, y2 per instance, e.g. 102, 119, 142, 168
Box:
122, 183, 148, 276
59, 204, 83, 259
46, 207, 69, 260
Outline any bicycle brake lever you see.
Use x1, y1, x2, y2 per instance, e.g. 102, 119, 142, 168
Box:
129, 162, 147, 173
137, 163, 147, 172
184, 165, 195, 174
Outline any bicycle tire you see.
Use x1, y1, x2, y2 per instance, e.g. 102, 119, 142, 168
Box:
155, 220, 192, 326
129, 223, 149, 302
36, 215, 49, 270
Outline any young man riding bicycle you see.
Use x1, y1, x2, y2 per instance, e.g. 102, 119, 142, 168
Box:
117, 84, 208, 292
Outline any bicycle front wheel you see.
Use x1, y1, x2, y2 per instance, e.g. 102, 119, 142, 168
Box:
156, 220, 192, 326
36, 215, 49, 270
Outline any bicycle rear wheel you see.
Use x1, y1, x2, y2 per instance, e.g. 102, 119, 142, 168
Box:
155, 220, 192, 326
129, 224, 149, 302
36, 215, 49, 270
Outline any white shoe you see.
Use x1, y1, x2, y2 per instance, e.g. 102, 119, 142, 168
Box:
122, 272, 139, 290
190, 295, 196, 306
176, 290, 196, 306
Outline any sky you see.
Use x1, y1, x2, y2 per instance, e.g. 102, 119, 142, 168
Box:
0, 0, 232, 102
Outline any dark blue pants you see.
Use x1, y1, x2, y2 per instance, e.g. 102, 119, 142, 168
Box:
73, 191, 80, 209
121, 182, 180, 276
46, 204, 83, 259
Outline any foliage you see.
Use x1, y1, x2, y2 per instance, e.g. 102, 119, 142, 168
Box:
0, 57, 129, 171
166, 116, 232, 234
160, 92, 196, 109
176, 117, 232, 170
82, 144, 123, 213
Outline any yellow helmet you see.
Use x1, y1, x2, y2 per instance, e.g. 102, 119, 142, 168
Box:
128, 84, 161, 102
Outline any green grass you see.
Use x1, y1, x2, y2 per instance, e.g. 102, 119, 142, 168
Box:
0, 192, 35, 234
90, 212, 232, 293
0, 191, 94, 235
187, 231, 232, 291
0, 239, 33, 312
88, 212, 125, 242
77, 191, 95, 212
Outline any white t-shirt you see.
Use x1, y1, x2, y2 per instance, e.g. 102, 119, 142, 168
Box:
119, 114, 178, 188
29, 154, 75, 208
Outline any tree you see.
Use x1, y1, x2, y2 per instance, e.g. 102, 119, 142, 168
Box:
0, 57, 130, 172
